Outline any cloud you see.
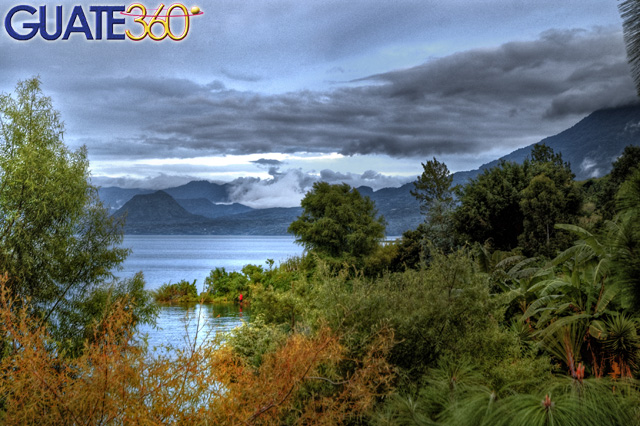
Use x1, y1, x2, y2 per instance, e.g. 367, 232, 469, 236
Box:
225, 168, 410, 208
91, 173, 203, 190
252, 158, 284, 166
41, 27, 633, 168
228, 169, 315, 208
319, 169, 409, 188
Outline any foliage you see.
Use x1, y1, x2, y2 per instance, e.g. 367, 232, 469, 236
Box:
0, 278, 394, 425
205, 266, 249, 300
226, 318, 288, 368
376, 363, 640, 426
454, 144, 582, 256
58, 271, 158, 356
454, 159, 528, 250
0, 78, 135, 353
619, 0, 640, 96
307, 250, 521, 381
410, 157, 455, 213
612, 168, 640, 311
152, 279, 199, 303
288, 182, 386, 262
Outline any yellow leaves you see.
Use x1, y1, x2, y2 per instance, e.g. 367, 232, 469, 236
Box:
0, 277, 395, 425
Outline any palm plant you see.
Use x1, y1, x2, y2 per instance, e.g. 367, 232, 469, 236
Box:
619, 0, 640, 96
522, 224, 623, 377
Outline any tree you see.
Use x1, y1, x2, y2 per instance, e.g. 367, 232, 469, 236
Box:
519, 145, 581, 256
288, 182, 386, 261
0, 78, 131, 345
454, 145, 581, 255
410, 157, 458, 256
453, 160, 529, 250
410, 157, 454, 214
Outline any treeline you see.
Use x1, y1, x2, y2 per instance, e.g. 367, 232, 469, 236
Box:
2, 77, 640, 424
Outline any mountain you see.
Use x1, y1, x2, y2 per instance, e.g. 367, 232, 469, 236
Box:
174, 198, 254, 219
114, 191, 210, 226
453, 103, 640, 185
357, 183, 421, 235
103, 104, 640, 236
163, 180, 231, 203
98, 187, 153, 213
98, 181, 232, 214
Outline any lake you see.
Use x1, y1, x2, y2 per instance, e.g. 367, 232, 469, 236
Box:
116, 235, 304, 291
117, 235, 304, 349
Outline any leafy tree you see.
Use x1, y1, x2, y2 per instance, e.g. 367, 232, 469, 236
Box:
410, 157, 454, 213
594, 145, 640, 220
0, 78, 132, 344
454, 160, 529, 250
410, 158, 458, 257
455, 144, 581, 256
613, 168, 640, 311
519, 145, 582, 256
610, 145, 640, 186
519, 175, 570, 256
288, 182, 386, 261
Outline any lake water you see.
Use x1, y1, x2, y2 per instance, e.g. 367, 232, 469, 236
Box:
117, 235, 304, 349
116, 235, 303, 291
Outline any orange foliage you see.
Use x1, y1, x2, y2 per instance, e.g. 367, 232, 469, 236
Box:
0, 279, 394, 425
207, 327, 394, 425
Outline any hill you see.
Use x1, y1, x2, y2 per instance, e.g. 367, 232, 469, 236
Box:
174, 198, 253, 219
114, 191, 210, 227
453, 103, 640, 185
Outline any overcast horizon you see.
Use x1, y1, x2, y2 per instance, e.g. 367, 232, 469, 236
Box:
2, 1, 637, 207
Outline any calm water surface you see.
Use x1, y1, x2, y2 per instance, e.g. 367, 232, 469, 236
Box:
137, 302, 251, 351
117, 235, 303, 291
116, 235, 303, 349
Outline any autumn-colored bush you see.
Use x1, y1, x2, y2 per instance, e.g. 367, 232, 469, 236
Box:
0, 278, 394, 425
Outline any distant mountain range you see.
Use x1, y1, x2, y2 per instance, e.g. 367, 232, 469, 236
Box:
102, 103, 640, 236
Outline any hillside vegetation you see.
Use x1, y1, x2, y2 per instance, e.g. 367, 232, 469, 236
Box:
3, 80, 640, 425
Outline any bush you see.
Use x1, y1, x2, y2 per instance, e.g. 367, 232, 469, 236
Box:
151, 279, 198, 303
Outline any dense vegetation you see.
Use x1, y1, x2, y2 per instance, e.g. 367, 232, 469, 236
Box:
2, 76, 640, 425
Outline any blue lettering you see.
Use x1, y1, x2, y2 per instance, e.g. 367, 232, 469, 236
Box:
40, 5, 63, 41
106, 6, 125, 40
4, 5, 38, 41
62, 6, 93, 40
90, 6, 125, 40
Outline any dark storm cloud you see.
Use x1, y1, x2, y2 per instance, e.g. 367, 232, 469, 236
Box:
36, 27, 638, 161
252, 159, 284, 166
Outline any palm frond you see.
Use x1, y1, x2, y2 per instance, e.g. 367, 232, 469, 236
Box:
619, 0, 640, 96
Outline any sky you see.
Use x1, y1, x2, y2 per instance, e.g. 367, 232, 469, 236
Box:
0, 0, 637, 207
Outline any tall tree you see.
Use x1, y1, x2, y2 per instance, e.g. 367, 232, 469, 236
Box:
453, 160, 529, 251
410, 157, 454, 215
288, 182, 386, 261
0, 78, 130, 340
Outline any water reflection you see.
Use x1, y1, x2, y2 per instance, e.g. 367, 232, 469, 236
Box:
137, 303, 250, 352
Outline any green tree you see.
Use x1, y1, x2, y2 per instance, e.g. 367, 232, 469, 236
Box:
288, 182, 386, 261
0, 78, 132, 344
454, 160, 529, 250
410, 157, 454, 214
454, 144, 581, 255
519, 145, 581, 256
410, 157, 458, 257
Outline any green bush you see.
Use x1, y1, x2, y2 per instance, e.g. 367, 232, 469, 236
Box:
152, 279, 198, 303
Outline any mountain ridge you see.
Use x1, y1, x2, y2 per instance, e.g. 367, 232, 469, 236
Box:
103, 103, 640, 235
